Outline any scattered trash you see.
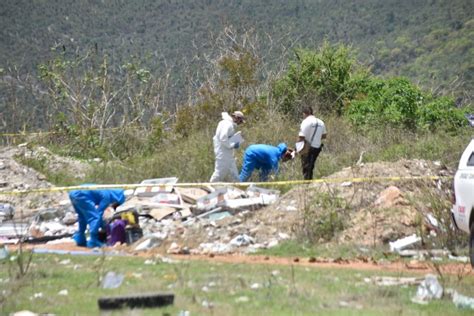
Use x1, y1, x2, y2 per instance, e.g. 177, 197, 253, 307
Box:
178, 310, 191, 316
389, 234, 421, 252
208, 211, 232, 221
235, 296, 250, 303
134, 233, 166, 251
426, 213, 439, 228
411, 274, 443, 305
365, 276, 423, 287
58, 289, 68, 296
448, 255, 469, 263
11, 311, 38, 316
201, 300, 213, 308
0, 203, 14, 221
199, 242, 233, 254
101, 271, 125, 289
0, 246, 9, 260
447, 289, 474, 310
250, 283, 261, 290
230, 234, 255, 247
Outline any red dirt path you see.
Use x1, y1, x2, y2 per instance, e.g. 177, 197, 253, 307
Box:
12, 241, 473, 276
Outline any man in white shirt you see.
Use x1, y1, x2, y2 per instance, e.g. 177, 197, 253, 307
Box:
210, 111, 245, 182
298, 107, 327, 180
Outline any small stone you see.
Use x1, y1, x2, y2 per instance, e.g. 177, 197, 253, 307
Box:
58, 289, 68, 296
235, 296, 249, 303
250, 283, 261, 290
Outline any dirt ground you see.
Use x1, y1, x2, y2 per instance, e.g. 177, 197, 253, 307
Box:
15, 241, 473, 276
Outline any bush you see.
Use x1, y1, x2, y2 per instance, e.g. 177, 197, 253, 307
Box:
346, 77, 424, 130
293, 192, 347, 243
417, 96, 471, 132
273, 41, 369, 118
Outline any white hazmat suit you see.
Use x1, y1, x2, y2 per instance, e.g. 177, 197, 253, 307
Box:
210, 112, 240, 182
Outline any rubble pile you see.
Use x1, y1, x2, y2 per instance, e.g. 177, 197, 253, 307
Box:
0, 145, 459, 256
0, 146, 68, 219
116, 178, 285, 254
267, 158, 453, 247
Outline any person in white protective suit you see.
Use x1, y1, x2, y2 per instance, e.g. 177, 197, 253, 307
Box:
210, 111, 245, 182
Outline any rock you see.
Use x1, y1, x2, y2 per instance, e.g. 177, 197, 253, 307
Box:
62, 212, 77, 225
374, 186, 406, 208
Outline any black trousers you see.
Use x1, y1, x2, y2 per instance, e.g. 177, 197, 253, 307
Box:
301, 146, 322, 180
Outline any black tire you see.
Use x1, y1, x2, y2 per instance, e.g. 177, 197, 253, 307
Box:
470, 223, 474, 268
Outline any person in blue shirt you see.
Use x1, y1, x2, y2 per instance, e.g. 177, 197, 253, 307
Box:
239, 143, 293, 182
69, 188, 125, 248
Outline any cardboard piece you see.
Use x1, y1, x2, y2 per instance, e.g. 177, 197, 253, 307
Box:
196, 188, 229, 212
134, 185, 174, 197
177, 187, 210, 204
150, 192, 182, 206
149, 207, 178, 221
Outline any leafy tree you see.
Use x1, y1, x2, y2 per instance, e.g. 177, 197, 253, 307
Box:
273, 41, 369, 117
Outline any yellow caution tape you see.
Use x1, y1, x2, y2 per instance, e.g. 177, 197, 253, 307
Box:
0, 175, 452, 196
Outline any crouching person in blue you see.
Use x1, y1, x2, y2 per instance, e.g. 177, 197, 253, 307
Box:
239, 143, 293, 182
69, 188, 125, 248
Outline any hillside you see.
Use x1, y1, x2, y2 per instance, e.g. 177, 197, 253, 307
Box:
1, 0, 472, 109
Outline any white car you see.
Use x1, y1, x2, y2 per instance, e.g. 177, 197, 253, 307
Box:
452, 138, 474, 267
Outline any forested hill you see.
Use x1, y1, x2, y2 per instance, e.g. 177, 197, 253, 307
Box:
1, 0, 473, 101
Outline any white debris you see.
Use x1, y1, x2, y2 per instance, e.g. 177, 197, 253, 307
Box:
230, 234, 255, 247
366, 276, 423, 286
250, 283, 261, 290
199, 242, 234, 254
201, 300, 213, 308
448, 255, 469, 263
235, 296, 250, 303
447, 289, 474, 310
101, 271, 125, 289
389, 234, 421, 252
426, 213, 439, 227
58, 289, 68, 296
411, 274, 443, 305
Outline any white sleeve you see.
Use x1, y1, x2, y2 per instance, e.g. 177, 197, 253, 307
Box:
216, 122, 234, 149
298, 121, 306, 138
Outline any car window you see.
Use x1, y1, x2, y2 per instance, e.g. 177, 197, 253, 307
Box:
468, 152, 474, 166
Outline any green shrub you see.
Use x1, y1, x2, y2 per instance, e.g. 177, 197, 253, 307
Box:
417, 96, 471, 132
273, 41, 369, 118
346, 77, 424, 130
